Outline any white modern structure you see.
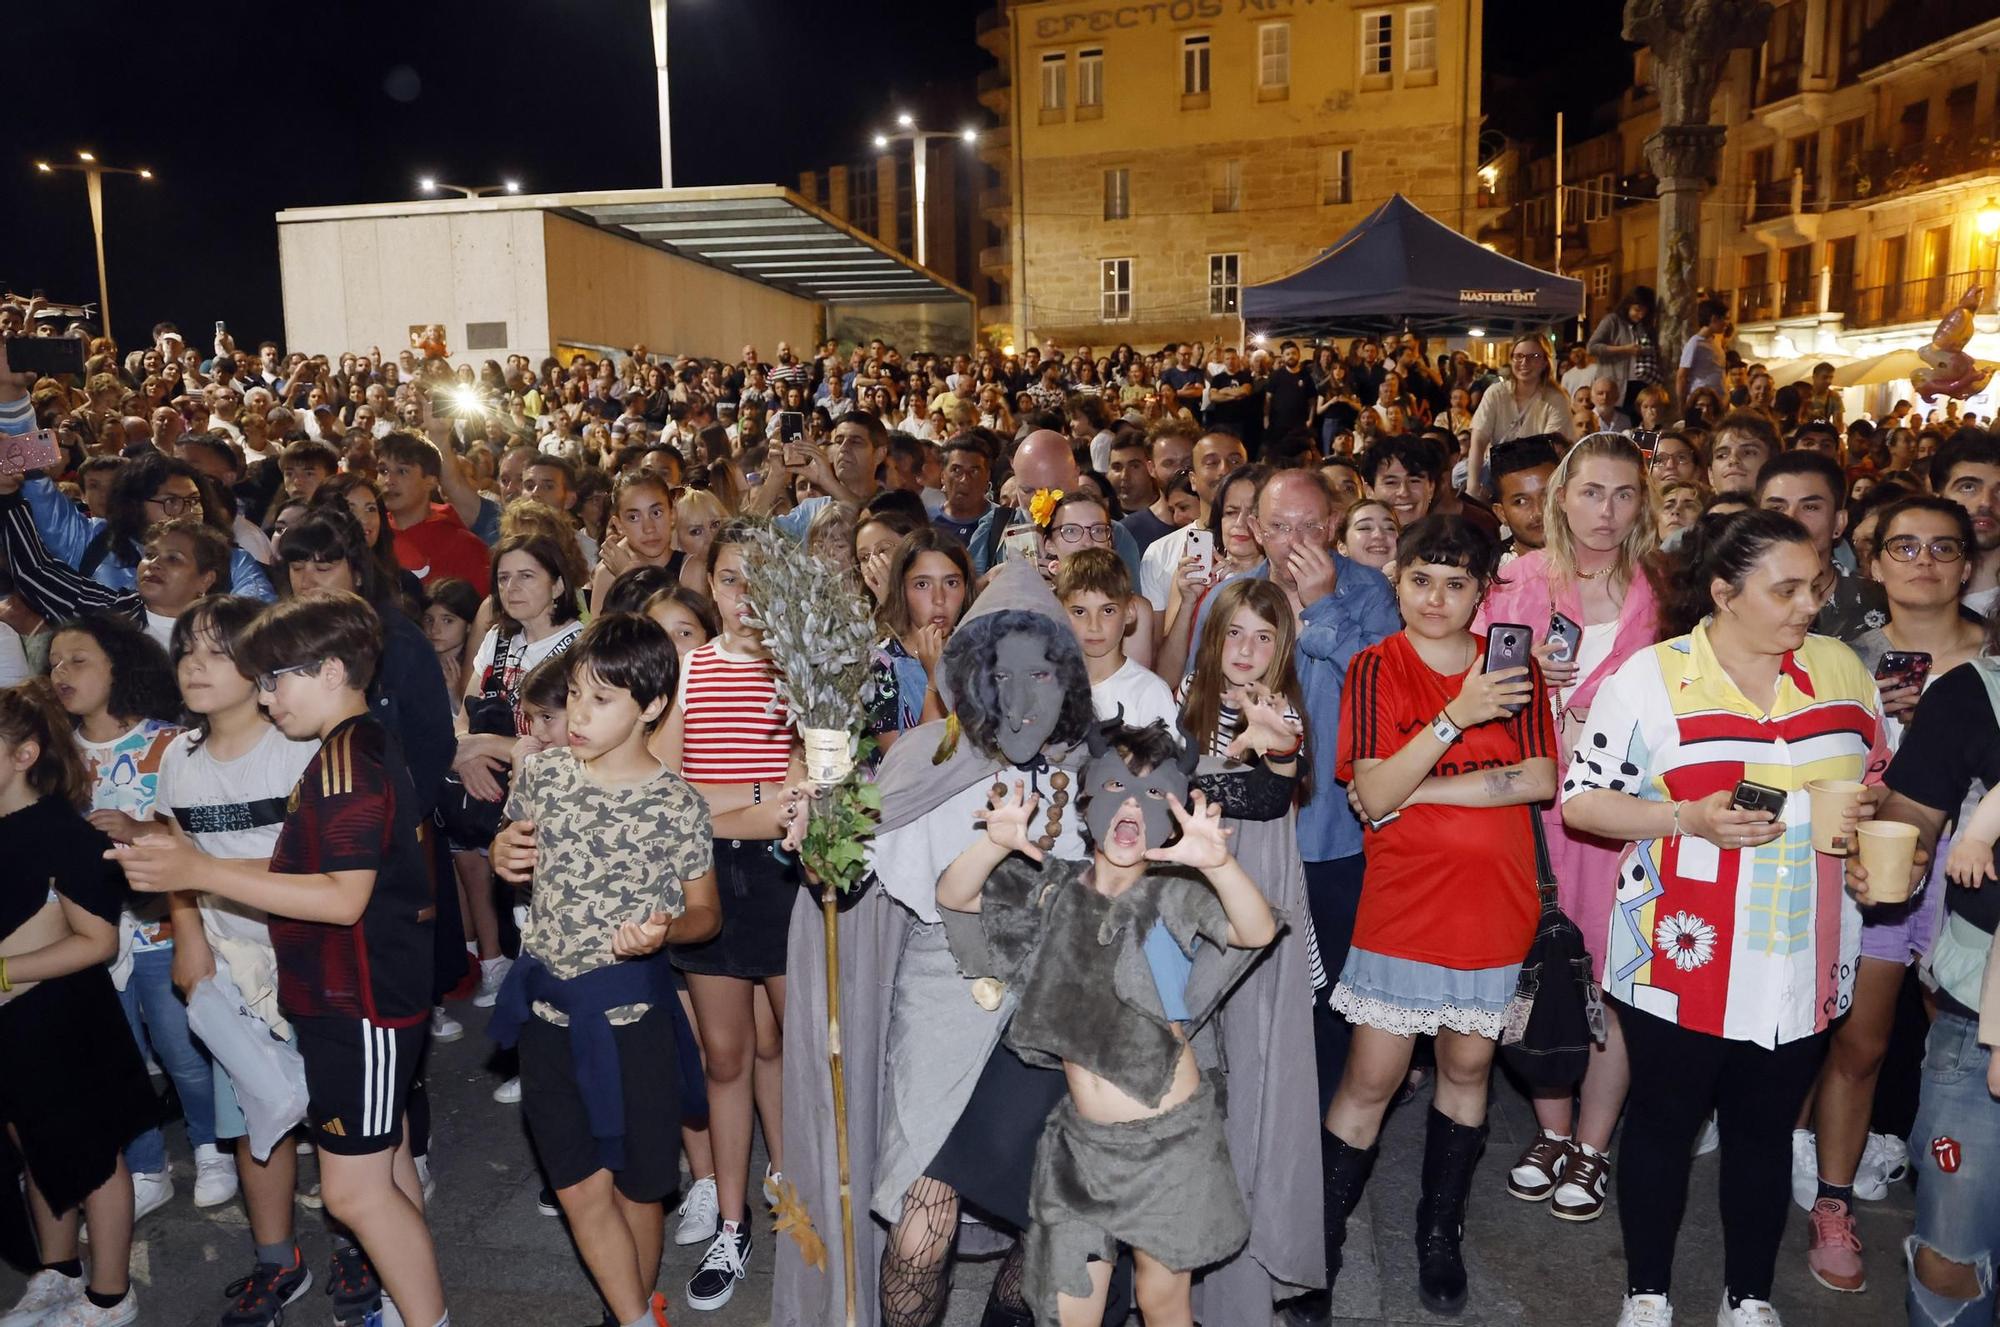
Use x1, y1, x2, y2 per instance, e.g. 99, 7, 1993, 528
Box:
275, 184, 976, 367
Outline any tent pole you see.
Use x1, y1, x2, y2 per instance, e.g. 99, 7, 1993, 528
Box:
1554, 111, 1565, 281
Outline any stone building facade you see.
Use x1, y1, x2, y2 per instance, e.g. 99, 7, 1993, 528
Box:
981, 0, 1486, 350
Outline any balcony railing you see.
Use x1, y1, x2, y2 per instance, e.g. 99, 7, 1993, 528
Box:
1845, 269, 1985, 329
1748, 179, 1791, 223
1737, 282, 1776, 324
1781, 273, 1818, 317
1849, 134, 2000, 202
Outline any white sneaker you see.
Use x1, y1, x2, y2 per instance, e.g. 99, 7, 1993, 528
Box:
762, 1164, 784, 1210
1, 1268, 84, 1326
1691, 1113, 1721, 1157
675, 1175, 720, 1246
1716, 1295, 1780, 1326
296, 1181, 323, 1211
130, 1170, 173, 1223
1854, 1132, 1908, 1200
193, 1142, 239, 1208
415, 1153, 436, 1203
38, 1292, 137, 1327
492, 1076, 522, 1105
1789, 1129, 1818, 1213
473, 955, 512, 1008
430, 1006, 464, 1042
1616, 1294, 1673, 1326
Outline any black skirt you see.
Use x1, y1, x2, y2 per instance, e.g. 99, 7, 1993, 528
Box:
0, 968, 160, 1213
669, 837, 801, 980
924, 1038, 1067, 1232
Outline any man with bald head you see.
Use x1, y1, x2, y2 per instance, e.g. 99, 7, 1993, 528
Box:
1001, 428, 1145, 579
1189, 466, 1399, 1132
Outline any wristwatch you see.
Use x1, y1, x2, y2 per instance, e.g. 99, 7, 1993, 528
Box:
1430, 711, 1463, 746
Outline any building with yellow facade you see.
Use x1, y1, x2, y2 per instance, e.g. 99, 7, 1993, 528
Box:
978, 0, 1486, 350
1482, 0, 2000, 408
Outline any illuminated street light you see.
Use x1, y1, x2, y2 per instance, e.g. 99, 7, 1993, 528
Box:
1978, 196, 2000, 238
32, 153, 152, 337
869, 121, 981, 268
419, 177, 522, 199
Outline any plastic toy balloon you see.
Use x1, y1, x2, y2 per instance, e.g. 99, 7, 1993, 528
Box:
1910, 286, 1998, 402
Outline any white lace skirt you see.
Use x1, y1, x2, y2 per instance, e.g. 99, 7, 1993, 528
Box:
1329, 946, 1520, 1040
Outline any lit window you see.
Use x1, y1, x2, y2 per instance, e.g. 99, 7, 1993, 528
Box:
1361, 12, 1392, 76
1589, 265, 1612, 298
1039, 51, 1066, 112
1181, 33, 1211, 96
1103, 167, 1130, 221
1101, 258, 1132, 321
1258, 23, 1290, 89
1407, 7, 1437, 73
1077, 47, 1104, 108
1209, 254, 1241, 316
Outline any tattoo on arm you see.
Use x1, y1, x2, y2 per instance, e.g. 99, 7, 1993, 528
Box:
1482, 767, 1523, 799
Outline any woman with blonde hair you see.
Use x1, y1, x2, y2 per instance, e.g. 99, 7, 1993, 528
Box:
1473, 431, 1664, 1224
1465, 334, 1577, 501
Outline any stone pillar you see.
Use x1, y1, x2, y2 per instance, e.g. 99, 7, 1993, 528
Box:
1624, 0, 1772, 387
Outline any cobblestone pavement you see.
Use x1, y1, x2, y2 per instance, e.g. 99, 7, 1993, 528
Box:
3, 1002, 1913, 1326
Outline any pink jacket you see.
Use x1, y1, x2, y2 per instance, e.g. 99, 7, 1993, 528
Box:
1474, 548, 1662, 983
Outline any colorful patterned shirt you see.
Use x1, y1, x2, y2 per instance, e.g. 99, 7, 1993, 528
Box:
1563, 623, 1885, 1047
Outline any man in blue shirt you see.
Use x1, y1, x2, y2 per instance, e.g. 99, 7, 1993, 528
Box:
1188, 468, 1400, 1108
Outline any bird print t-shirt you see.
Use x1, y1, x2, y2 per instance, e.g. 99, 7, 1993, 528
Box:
506, 747, 714, 1026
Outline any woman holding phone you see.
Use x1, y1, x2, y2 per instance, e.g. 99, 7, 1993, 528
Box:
1474, 431, 1661, 1223
1560, 510, 1885, 1327
1322, 514, 1555, 1315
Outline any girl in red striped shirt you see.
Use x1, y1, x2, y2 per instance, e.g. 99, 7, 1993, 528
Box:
652, 521, 803, 1309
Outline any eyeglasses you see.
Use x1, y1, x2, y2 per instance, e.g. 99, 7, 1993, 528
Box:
148, 491, 201, 516
1881, 535, 1967, 563
1511, 352, 1547, 364
1053, 522, 1113, 544
255, 660, 321, 692
1261, 520, 1329, 539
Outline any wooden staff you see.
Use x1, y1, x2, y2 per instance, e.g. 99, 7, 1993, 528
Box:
822, 873, 858, 1327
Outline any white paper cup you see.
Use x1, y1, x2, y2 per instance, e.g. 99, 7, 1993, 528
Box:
1807, 779, 1866, 855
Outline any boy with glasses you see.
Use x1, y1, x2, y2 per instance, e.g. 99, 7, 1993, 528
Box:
113, 592, 448, 1327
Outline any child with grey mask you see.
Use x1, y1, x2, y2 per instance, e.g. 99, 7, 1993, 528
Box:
934, 717, 1281, 1327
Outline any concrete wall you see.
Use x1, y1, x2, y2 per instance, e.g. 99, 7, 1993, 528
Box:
540, 214, 820, 363
278, 210, 552, 363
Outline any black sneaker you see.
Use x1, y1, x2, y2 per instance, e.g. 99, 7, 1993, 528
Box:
325, 1244, 382, 1327
220, 1250, 312, 1326
538, 1184, 561, 1217
686, 1220, 751, 1311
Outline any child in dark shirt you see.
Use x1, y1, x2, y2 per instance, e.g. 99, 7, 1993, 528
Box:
113, 591, 447, 1327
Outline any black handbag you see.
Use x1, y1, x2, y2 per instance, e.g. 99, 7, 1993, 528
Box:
434, 651, 523, 848
1499, 810, 1604, 1089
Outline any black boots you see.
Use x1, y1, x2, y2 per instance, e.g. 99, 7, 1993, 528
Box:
1283, 1129, 1377, 1327
1414, 1107, 1487, 1315
1322, 1127, 1378, 1290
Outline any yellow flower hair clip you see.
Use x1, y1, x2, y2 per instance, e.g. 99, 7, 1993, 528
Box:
1027, 487, 1064, 529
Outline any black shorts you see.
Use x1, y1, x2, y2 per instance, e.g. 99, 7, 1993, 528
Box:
293, 1015, 426, 1157
669, 837, 801, 979
520, 1006, 682, 1201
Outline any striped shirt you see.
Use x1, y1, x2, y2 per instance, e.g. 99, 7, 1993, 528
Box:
678, 640, 793, 783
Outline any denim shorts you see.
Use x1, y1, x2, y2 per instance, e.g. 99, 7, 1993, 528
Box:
1907, 1011, 2000, 1325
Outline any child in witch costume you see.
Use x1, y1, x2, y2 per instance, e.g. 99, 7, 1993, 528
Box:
936, 718, 1282, 1327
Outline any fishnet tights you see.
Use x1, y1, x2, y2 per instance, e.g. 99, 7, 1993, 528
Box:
986, 1238, 1029, 1315
881, 1177, 960, 1327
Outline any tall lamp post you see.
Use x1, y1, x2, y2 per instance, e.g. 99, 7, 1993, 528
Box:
869, 117, 979, 269
651, 0, 673, 187
419, 177, 522, 199
34, 152, 152, 338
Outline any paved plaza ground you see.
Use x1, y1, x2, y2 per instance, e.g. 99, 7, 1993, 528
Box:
4, 999, 1915, 1326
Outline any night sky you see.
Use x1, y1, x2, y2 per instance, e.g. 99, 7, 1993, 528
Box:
4, 0, 1625, 352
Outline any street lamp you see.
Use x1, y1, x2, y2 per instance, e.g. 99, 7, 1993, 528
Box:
868, 119, 980, 269
419, 177, 523, 199
1979, 197, 2000, 313
33, 151, 152, 338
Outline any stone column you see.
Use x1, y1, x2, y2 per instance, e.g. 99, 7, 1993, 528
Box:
1624, 0, 1772, 387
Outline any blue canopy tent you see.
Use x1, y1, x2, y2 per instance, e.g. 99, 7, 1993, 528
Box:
1242, 194, 1582, 339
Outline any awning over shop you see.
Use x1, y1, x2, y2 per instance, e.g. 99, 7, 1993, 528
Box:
1242, 194, 1583, 338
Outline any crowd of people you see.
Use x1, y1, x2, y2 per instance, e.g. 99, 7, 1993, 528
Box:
0, 285, 1996, 1327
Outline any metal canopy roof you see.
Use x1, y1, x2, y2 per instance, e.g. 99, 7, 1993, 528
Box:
276, 184, 971, 308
